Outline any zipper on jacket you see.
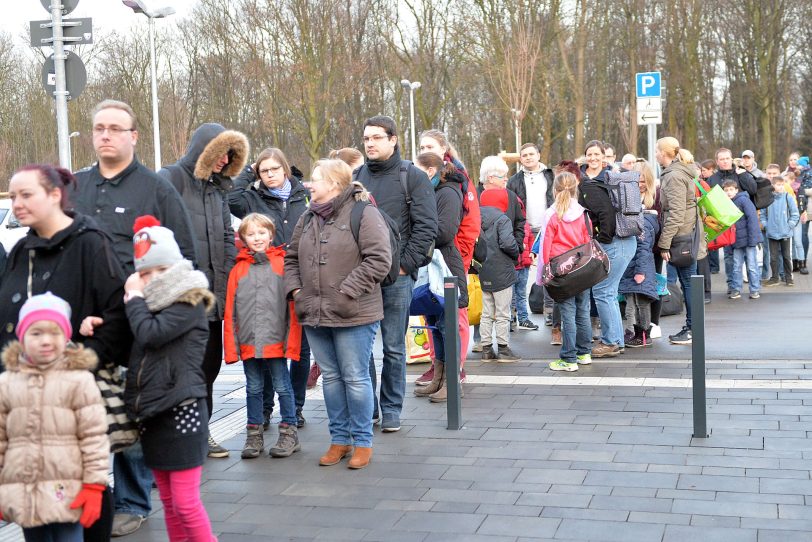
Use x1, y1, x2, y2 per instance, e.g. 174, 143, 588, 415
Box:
133, 355, 147, 416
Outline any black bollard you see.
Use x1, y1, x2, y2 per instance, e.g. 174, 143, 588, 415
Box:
444, 277, 462, 430
690, 274, 708, 438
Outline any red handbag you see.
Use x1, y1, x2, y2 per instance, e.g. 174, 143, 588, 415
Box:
707, 224, 736, 251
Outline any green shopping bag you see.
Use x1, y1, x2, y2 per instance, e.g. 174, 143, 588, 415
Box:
693, 179, 743, 242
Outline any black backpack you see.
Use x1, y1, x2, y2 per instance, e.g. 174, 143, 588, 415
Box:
751, 177, 775, 210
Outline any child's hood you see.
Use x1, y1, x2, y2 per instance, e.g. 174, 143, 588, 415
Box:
236, 244, 286, 264
1, 341, 98, 372
559, 201, 588, 223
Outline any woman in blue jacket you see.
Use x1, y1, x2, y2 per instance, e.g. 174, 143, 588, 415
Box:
619, 210, 660, 347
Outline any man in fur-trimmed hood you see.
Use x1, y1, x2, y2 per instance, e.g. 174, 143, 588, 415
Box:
159, 123, 248, 458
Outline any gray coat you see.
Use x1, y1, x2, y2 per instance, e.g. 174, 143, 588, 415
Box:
479, 206, 520, 292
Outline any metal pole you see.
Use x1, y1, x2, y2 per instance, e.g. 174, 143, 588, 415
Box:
647, 123, 658, 178
409, 88, 416, 161
148, 16, 161, 171
444, 278, 462, 430
690, 274, 708, 438
50, 0, 71, 168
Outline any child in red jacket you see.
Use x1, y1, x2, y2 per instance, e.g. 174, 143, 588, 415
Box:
224, 213, 302, 460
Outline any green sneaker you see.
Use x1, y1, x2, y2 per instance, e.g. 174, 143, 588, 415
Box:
576, 353, 592, 365
549, 360, 578, 372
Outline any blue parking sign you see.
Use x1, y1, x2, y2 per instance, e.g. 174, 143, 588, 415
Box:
636, 72, 661, 98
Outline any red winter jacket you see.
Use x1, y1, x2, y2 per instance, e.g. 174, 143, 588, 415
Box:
515, 222, 534, 269
448, 154, 481, 269
541, 202, 592, 265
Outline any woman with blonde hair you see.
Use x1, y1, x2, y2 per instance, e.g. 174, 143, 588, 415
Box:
655, 136, 705, 345
632, 161, 665, 338
536, 172, 593, 371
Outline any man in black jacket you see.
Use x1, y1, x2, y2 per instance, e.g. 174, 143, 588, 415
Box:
72, 99, 197, 538
355, 115, 438, 432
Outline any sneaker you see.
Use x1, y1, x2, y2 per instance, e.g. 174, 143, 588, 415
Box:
669, 326, 692, 345
576, 353, 592, 365
372, 411, 381, 425
625, 331, 651, 348
764, 277, 781, 287
544, 314, 553, 326
481, 346, 498, 362
786, 279, 795, 287
111, 514, 145, 537
749, 292, 760, 299
296, 408, 306, 428
550, 326, 562, 345
262, 409, 272, 431
704, 294, 711, 304
497, 345, 521, 362
415, 364, 435, 386
624, 329, 634, 343
509, 317, 517, 332
241, 425, 264, 459
381, 416, 401, 433
269, 423, 300, 457
306, 362, 321, 389
518, 319, 539, 330
649, 324, 662, 339
592, 342, 620, 358
549, 360, 578, 372
471, 342, 483, 353
208, 435, 229, 458
728, 290, 741, 299
460, 368, 467, 384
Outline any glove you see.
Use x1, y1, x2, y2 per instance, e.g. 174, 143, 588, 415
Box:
69, 483, 106, 528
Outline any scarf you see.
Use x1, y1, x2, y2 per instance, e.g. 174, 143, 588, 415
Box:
143, 260, 210, 312
309, 200, 335, 225
268, 178, 292, 200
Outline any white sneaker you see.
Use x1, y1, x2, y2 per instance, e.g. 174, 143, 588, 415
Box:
649, 324, 662, 339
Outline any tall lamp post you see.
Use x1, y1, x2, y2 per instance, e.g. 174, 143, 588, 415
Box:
400, 79, 421, 160
122, 0, 175, 171
510, 108, 522, 172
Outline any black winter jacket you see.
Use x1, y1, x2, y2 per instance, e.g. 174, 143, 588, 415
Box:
355, 150, 438, 277
507, 168, 555, 209
0, 214, 131, 367
434, 173, 468, 308
708, 168, 757, 196
159, 123, 244, 320
479, 206, 520, 292
227, 176, 309, 246
72, 157, 197, 273
578, 166, 617, 243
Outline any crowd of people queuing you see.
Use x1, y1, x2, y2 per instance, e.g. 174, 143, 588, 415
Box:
0, 97, 809, 541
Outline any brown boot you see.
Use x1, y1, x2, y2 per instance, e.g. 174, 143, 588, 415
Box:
414, 362, 444, 396
348, 447, 373, 469
428, 371, 464, 403
319, 444, 353, 466
550, 326, 562, 345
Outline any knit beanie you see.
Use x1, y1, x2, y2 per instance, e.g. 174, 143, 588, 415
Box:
133, 215, 184, 271
16, 292, 72, 342
798, 157, 810, 168
480, 188, 509, 213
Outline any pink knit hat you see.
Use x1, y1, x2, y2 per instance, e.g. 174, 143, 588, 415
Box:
16, 292, 72, 342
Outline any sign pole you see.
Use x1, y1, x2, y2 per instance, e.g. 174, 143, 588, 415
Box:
49, 0, 71, 169
647, 123, 657, 178
148, 16, 162, 170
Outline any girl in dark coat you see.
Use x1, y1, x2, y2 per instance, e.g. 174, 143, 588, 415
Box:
619, 211, 660, 347
412, 153, 467, 403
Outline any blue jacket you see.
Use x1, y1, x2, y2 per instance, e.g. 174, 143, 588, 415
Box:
731, 192, 763, 248
619, 211, 660, 301
760, 192, 799, 240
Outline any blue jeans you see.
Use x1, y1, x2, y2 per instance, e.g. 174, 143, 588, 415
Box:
113, 442, 153, 517
802, 221, 809, 260
792, 222, 805, 261
592, 236, 636, 346
245, 358, 296, 426
558, 290, 591, 362
369, 274, 413, 422
306, 323, 378, 447
708, 249, 720, 273
23, 522, 82, 542
263, 333, 311, 414
731, 246, 760, 294
724, 245, 734, 287
761, 241, 771, 279
672, 260, 697, 328
512, 267, 530, 321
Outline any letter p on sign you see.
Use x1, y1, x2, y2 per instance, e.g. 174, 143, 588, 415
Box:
636, 72, 661, 98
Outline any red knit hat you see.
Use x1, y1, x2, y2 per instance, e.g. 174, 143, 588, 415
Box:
480, 188, 509, 212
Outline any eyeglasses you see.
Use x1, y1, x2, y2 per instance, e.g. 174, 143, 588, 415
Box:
489, 173, 507, 180
259, 165, 283, 176
363, 134, 390, 143
92, 126, 134, 136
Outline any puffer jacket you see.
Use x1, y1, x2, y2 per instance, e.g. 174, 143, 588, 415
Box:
619, 211, 660, 301
658, 160, 699, 251
124, 264, 214, 422
227, 176, 309, 246
284, 183, 393, 327
159, 123, 245, 320
224, 246, 302, 362
760, 191, 799, 241
434, 171, 468, 308
479, 206, 520, 292
0, 343, 108, 528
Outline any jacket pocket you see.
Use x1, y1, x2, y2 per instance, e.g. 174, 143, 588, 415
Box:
329, 288, 360, 319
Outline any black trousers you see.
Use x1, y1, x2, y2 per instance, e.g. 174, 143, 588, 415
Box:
83, 486, 113, 542
770, 238, 793, 282
203, 320, 224, 417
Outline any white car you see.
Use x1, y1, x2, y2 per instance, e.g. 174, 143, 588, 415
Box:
0, 198, 28, 254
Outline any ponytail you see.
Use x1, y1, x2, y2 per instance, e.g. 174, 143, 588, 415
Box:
553, 172, 578, 219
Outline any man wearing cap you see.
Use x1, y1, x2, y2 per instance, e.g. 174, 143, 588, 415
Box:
741, 150, 765, 179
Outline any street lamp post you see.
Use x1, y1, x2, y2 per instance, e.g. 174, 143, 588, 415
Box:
122, 0, 175, 171
68, 131, 79, 172
510, 108, 522, 172
400, 79, 421, 160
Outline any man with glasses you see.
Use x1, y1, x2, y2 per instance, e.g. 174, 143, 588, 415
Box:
354, 115, 438, 432
72, 100, 196, 538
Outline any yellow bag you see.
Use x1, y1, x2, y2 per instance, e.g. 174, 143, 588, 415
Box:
406, 316, 432, 364
467, 274, 482, 326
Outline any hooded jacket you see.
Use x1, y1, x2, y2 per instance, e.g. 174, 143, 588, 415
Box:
434, 171, 468, 308
539, 200, 592, 265
479, 206, 520, 292
0, 213, 131, 369
658, 160, 699, 252
224, 246, 302, 363
619, 211, 660, 301
0, 342, 108, 528
159, 123, 245, 319
284, 183, 393, 327
730, 191, 763, 247
578, 165, 617, 243
227, 176, 309, 246
760, 191, 799, 241
446, 155, 481, 270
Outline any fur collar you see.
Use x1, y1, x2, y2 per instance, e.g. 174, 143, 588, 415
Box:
1, 341, 98, 372
194, 130, 250, 180
143, 260, 215, 313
